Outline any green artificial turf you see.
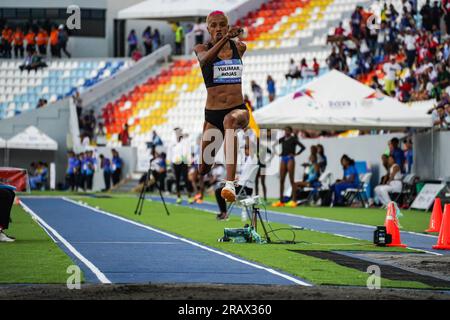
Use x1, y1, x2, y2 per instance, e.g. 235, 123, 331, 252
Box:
0, 205, 82, 284
80, 197, 435, 289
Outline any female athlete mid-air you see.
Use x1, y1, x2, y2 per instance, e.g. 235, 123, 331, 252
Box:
194, 11, 249, 202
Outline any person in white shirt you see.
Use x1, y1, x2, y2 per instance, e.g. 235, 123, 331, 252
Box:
383, 57, 401, 95
285, 58, 301, 79
214, 142, 259, 220
167, 128, 193, 204
193, 18, 206, 45
403, 28, 417, 68
374, 155, 403, 207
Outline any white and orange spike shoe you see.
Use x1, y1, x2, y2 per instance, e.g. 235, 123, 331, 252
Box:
221, 181, 236, 203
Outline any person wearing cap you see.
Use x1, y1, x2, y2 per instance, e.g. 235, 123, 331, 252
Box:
58, 24, 71, 58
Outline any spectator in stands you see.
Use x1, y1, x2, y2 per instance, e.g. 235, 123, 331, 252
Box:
383, 56, 401, 96
272, 126, 306, 208
72, 91, 83, 120
131, 48, 143, 62
317, 144, 327, 173
421, 0, 433, 31
142, 26, 153, 55
351, 6, 363, 39
430, 1, 443, 30
152, 28, 161, 51
58, 25, 71, 58
36, 27, 48, 56
127, 29, 138, 57
285, 58, 301, 79
175, 22, 184, 55
330, 155, 360, 206
193, 18, 206, 45
300, 58, 313, 78
1, 25, 13, 58
403, 28, 417, 68
374, 155, 403, 207
266, 75, 276, 102
251, 80, 263, 109
0, 183, 16, 242
119, 123, 131, 146
67, 151, 79, 191
334, 22, 345, 36
99, 154, 111, 192
25, 28, 36, 54
36, 98, 47, 109
29, 162, 48, 190
444, 0, 450, 34
313, 58, 320, 76
50, 25, 60, 58
111, 149, 123, 187
12, 26, 24, 59
19, 50, 47, 72
432, 104, 449, 128
389, 137, 406, 173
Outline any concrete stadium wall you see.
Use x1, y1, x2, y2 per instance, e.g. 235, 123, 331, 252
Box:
413, 130, 450, 180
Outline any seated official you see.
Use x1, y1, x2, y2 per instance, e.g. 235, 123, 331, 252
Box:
0, 184, 16, 242
374, 155, 402, 207
29, 162, 48, 190
297, 154, 321, 190
330, 155, 359, 206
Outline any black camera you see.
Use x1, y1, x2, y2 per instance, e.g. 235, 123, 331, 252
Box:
373, 226, 392, 246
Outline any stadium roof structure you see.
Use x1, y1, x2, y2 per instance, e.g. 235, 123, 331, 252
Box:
6, 126, 58, 151
118, 0, 249, 20
0, 136, 5, 148
253, 70, 433, 130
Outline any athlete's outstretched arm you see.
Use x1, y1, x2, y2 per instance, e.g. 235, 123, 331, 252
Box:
194, 27, 242, 67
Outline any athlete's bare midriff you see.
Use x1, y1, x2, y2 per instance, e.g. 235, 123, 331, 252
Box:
205, 84, 244, 110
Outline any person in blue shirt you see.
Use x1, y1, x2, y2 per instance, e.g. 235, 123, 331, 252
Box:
331, 154, 360, 206
389, 137, 405, 173
404, 139, 413, 174
66, 151, 79, 191
100, 154, 111, 191
111, 149, 123, 186
83, 150, 96, 191
29, 162, 48, 190
267, 75, 276, 102
127, 30, 138, 57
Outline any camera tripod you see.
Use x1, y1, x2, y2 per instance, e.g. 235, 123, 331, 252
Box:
241, 197, 271, 243
135, 162, 170, 216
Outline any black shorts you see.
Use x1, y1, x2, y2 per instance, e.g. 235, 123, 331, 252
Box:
204, 104, 247, 134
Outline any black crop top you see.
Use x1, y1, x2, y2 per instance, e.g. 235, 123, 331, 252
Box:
200, 40, 243, 88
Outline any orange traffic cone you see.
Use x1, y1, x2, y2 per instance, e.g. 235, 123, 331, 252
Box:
426, 198, 443, 233
433, 204, 450, 250
385, 202, 407, 248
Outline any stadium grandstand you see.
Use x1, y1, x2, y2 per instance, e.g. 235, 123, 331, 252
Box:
1, 0, 450, 300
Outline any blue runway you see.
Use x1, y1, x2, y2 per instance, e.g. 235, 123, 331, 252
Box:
20, 197, 310, 285
147, 196, 448, 256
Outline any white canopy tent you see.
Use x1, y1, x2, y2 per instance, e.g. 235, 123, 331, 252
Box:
118, 0, 249, 20
253, 70, 432, 130
6, 126, 58, 151
0, 137, 5, 148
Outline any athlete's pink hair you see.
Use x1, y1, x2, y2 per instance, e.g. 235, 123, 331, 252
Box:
206, 10, 228, 24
